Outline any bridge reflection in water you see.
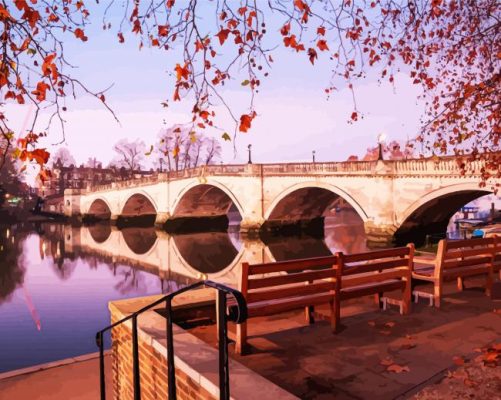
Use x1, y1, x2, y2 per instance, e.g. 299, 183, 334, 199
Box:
39, 211, 367, 288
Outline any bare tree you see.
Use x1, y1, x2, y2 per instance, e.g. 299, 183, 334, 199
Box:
113, 139, 146, 172
205, 137, 222, 165
50, 147, 76, 168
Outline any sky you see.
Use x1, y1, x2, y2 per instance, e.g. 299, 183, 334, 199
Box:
5, 2, 426, 182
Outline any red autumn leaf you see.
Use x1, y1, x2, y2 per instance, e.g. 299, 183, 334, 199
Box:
280, 22, 290, 36
174, 63, 189, 81
166, 0, 175, 7
317, 26, 326, 36
30, 148, 50, 165
117, 32, 125, 43
173, 87, 180, 101
216, 29, 230, 45
307, 48, 318, 64
99, 94, 105, 102
238, 6, 247, 15
386, 364, 410, 373
239, 112, 256, 132
158, 25, 169, 37
74, 28, 88, 42
32, 81, 50, 101
317, 39, 329, 51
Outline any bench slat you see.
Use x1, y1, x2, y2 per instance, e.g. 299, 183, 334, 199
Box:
445, 237, 495, 249
246, 292, 335, 318
445, 248, 494, 260
341, 279, 405, 300
342, 247, 410, 263
247, 268, 338, 290
247, 281, 337, 303
443, 256, 492, 269
343, 258, 410, 275
247, 256, 338, 275
342, 269, 408, 288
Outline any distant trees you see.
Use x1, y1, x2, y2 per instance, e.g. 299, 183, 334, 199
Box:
50, 147, 76, 168
155, 125, 222, 172
347, 140, 415, 162
85, 157, 102, 169
112, 139, 146, 172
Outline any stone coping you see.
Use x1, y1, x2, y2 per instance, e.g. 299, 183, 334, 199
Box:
0, 350, 111, 381
109, 289, 298, 400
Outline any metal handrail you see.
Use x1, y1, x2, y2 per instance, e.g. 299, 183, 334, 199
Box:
95, 280, 248, 400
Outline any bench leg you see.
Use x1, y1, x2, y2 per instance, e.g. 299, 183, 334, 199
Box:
329, 299, 340, 333
402, 281, 411, 315
374, 292, 383, 308
486, 271, 493, 297
457, 277, 464, 291
304, 306, 315, 324
236, 322, 247, 355
433, 281, 442, 308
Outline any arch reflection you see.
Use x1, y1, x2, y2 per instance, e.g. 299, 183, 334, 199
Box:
121, 227, 158, 255
173, 232, 239, 274
88, 224, 112, 244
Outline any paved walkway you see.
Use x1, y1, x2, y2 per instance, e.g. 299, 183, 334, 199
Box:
191, 280, 501, 399
0, 353, 112, 400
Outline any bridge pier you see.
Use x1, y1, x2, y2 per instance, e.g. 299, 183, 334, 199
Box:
110, 214, 119, 225
364, 221, 397, 248
240, 219, 263, 236
154, 212, 170, 228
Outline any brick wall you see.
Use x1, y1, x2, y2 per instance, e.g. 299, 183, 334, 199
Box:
110, 315, 217, 400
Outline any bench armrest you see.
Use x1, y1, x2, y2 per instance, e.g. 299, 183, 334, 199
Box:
413, 256, 436, 266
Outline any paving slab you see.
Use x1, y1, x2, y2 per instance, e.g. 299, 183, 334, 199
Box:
0, 353, 112, 400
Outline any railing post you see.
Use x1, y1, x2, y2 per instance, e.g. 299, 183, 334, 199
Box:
132, 315, 141, 400
166, 298, 177, 400
217, 290, 230, 400
97, 332, 106, 400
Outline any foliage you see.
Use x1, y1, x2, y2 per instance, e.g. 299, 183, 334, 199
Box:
0, 0, 499, 183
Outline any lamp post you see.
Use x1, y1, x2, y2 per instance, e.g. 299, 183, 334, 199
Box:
247, 144, 252, 164
377, 133, 387, 161
312, 150, 316, 163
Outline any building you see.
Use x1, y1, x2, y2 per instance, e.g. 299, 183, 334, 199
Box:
37, 161, 154, 199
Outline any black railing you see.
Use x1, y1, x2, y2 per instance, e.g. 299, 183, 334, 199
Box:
95, 280, 247, 400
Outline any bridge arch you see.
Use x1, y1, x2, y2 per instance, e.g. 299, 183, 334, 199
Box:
121, 228, 158, 255
120, 191, 158, 217
171, 181, 245, 220
265, 182, 368, 223
86, 198, 112, 219
394, 182, 493, 246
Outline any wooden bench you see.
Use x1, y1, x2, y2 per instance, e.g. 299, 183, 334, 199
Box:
231, 255, 341, 354
413, 238, 496, 308
339, 245, 414, 315
230, 245, 414, 354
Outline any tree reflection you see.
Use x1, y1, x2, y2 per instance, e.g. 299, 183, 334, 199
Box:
0, 226, 27, 304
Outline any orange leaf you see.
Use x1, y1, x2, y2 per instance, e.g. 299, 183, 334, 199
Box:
307, 48, 317, 64
216, 29, 230, 45
239, 112, 256, 132
386, 364, 410, 373
74, 28, 88, 42
317, 39, 329, 51
117, 32, 125, 43
317, 26, 326, 36
174, 63, 189, 81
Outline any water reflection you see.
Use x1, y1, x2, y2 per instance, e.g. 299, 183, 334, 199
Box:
173, 232, 240, 274
122, 227, 158, 255
0, 214, 367, 372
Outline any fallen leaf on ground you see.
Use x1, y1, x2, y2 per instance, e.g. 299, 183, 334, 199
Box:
384, 321, 395, 328
400, 343, 417, 350
380, 357, 394, 366
387, 363, 410, 373
453, 356, 466, 366
379, 330, 391, 336
368, 320, 376, 327
463, 378, 478, 388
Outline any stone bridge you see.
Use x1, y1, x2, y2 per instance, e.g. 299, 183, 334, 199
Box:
64, 156, 499, 246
